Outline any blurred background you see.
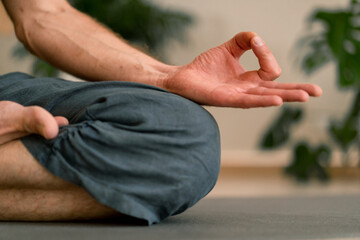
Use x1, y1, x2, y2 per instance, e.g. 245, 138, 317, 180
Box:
0, 0, 359, 196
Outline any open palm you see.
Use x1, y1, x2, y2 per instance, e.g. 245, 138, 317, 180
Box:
164, 32, 322, 108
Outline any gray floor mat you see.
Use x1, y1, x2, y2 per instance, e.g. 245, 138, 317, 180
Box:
1, 194, 360, 240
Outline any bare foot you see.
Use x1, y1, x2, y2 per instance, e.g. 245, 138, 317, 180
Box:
0, 101, 68, 145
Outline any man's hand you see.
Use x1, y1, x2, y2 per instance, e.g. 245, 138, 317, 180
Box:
163, 32, 322, 108
0, 101, 69, 145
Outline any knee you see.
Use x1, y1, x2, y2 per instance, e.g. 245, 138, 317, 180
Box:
47, 89, 221, 224
159, 95, 221, 216
92, 91, 222, 216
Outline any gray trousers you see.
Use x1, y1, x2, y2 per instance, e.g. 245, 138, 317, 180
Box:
0, 72, 221, 225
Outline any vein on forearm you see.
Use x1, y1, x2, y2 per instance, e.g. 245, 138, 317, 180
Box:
20, 7, 170, 86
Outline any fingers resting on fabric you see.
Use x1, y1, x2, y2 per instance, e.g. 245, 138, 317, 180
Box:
0, 101, 68, 145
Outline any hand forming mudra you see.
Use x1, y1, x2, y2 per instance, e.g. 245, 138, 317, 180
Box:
0, 31, 322, 145
163, 32, 322, 108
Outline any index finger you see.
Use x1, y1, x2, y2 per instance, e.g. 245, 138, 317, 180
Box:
251, 36, 282, 81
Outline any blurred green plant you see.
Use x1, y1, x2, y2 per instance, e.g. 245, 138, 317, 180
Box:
329, 90, 360, 165
13, 0, 193, 77
260, 0, 360, 181
260, 107, 303, 149
286, 142, 331, 182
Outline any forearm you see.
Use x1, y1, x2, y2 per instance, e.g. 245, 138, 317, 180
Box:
3, 0, 176, 87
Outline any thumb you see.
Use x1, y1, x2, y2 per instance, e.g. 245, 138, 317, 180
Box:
23, 106, 63, 140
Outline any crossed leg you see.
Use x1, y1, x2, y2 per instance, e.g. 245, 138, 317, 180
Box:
0, 100, 120, 221
0, 140, 121, 221
0, 74, 221, 224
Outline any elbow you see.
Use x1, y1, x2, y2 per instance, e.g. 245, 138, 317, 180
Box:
13, 15, 39, 54
12, 1, 72, 50
14, 21, 28, 46
11, 7, 42, 50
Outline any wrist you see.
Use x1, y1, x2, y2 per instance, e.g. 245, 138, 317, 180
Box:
152, 63, 181, 91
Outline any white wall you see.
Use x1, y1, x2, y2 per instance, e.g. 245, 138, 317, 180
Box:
0, 0, 354, 166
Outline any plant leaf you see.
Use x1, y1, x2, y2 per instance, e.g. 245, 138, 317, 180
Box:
285, 142, 331, 182
329, 90, 360, 151
313, 9, 360, 87
32, 59, 60, 77
71, 0, 193, 55
260, 107, 303, 149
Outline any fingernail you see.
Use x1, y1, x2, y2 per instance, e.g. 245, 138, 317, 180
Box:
252, 36, 264, 46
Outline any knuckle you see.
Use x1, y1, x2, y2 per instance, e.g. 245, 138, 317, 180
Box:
246, 31, 258, 37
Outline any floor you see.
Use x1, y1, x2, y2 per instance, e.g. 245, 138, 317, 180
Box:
1, 195, 359, 240
1, 167, 360, 240
209, 167, 360, 198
